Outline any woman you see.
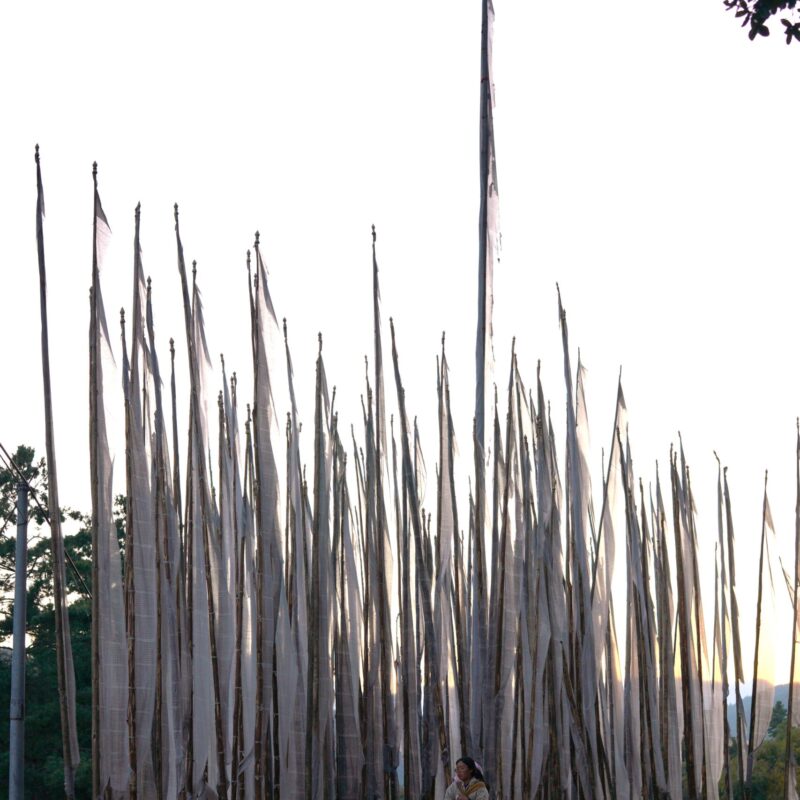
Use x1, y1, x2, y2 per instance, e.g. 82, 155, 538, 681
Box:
444, 757, 489, 800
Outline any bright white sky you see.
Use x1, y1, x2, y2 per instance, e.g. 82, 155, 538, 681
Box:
2, 1, 799, 688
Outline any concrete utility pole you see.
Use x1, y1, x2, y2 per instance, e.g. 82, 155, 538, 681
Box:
9, 481, 28, 800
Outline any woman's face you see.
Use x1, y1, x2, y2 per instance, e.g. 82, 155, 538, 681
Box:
456, 761, 473, 783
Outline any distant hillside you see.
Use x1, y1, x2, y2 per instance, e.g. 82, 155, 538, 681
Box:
726, 684, 790, 737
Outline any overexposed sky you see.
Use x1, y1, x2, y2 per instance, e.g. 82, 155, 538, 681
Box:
1, 1, 799, 684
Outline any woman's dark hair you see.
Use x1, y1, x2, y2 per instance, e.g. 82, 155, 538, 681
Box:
457, 756, 486, 784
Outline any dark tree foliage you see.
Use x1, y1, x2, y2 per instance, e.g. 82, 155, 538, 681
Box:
726, 701, 800, 799
0, 447, 89, 614
0, 599, 93, 798
724, 0, 800, 43
0, 446, 124, 798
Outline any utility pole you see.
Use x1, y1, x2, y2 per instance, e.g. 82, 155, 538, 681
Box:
9, 481, 28, 800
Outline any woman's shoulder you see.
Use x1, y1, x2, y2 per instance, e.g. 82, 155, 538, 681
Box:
467, 779, 490, 799
443, 777, 490, 800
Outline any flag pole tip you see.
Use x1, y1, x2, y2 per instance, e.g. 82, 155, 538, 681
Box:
35, 144, 40, 162
120, 308, 126, 323
372, 224, 376, 242
92, 161, 98, 177
146, 276, 152, 290
254, 231, 260, 246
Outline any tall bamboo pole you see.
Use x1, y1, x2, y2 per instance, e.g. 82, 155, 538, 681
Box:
146, 278, 168, 800
174, 208, 227, 798
746, 473, 771, 797
36, 144, 78, 800
371, 225, 397, 798
723, 469, 746, 799
715, 455, 732, 800
390, 319, 451, 787
670, 450, 699, 800
306, 341, 324, 799
89, 163, 101, 800
121, 308, 138, 800
786, 425, 800, 800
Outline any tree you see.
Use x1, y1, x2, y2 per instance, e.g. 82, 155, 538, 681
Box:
727, 700, 800, 799
724, 0, 800, 43
769, 699, 788, 737
0, 446, 90, 615
0, 445, 124, 798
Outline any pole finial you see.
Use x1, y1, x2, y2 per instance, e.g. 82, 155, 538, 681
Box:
318, 332, 323, 354
254, 231, 260, 247
92, 161, 98, 178
35, 144, 40, 163
372, 224, 376, 244
120, 307, 126, 324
